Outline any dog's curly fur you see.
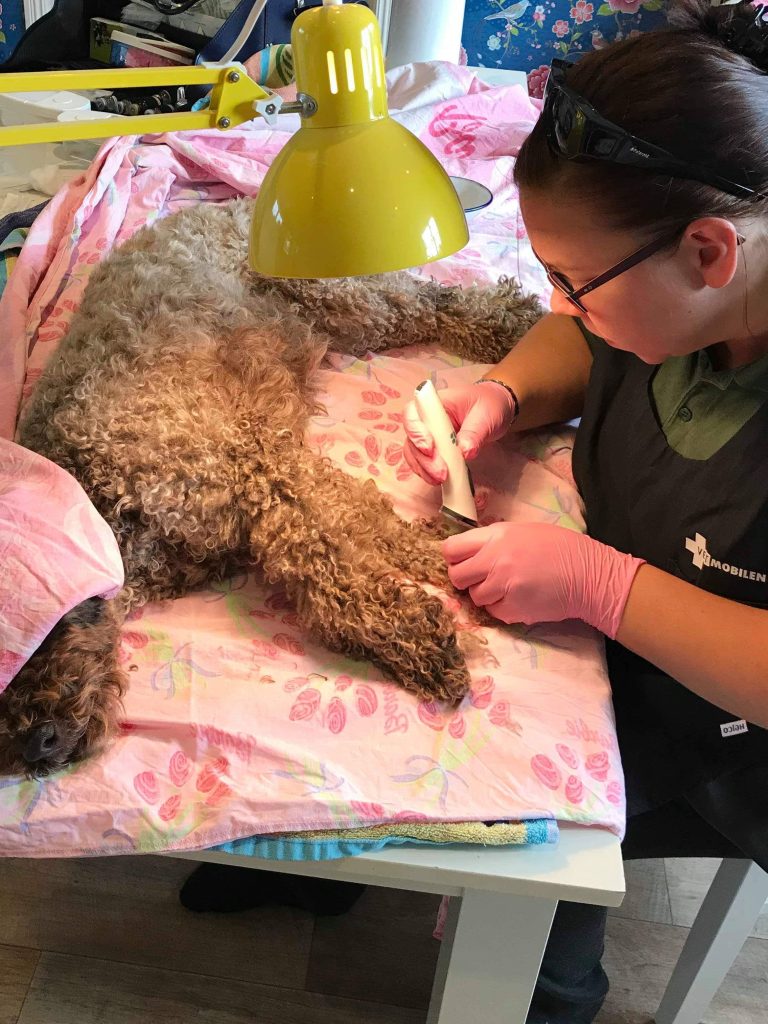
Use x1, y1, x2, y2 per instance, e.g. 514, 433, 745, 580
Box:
4, 198, 541, 777
0, 598, 124, 775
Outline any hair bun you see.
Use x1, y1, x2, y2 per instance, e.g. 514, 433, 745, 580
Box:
670, 0, 768, 72
717, 2, 768, 68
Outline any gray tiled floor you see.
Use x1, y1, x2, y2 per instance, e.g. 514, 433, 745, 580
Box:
0, 855, 765, 1022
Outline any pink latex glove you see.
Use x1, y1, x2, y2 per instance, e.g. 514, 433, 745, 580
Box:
443, 521, 645, 639
403, 381, 517, 485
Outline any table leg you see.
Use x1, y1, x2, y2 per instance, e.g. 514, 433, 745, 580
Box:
655, 859, 768, 1024
427, 889, 557, 1024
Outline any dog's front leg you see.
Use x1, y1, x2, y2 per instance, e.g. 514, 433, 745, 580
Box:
243, 444, 469, 704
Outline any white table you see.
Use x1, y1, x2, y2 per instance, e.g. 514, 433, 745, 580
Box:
173, 823, 625, 1023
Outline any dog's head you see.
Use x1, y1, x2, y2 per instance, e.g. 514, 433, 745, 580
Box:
0, 597, 126, 777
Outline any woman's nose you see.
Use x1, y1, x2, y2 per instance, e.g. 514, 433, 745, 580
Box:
549, 288, 575, 316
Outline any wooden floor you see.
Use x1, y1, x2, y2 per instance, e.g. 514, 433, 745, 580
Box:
0, 855, 765, 1023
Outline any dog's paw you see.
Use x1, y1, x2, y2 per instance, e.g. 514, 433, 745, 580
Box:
406, 657, 471, 706
371, 590, 471, 705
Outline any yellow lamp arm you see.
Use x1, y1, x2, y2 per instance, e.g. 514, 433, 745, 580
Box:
0, 64, 291, 146
0, 3, 468, 279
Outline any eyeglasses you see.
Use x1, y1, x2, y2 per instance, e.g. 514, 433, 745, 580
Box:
542, 59, 756, 200
533, 229, 745, 314
532, 229, 681, 313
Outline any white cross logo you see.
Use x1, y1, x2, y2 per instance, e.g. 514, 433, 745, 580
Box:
685, 532, 708, 570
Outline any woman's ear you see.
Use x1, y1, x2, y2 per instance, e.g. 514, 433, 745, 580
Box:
683, 217, 742, 290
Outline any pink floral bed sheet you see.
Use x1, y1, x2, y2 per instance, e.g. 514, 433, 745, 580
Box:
0, 62, 625, 858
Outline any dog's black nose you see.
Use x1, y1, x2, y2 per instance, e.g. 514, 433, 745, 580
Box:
23, 722, 59, 763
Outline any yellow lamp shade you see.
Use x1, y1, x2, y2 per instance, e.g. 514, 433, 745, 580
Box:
250, 0, 468, 278
251, 117, 469, 278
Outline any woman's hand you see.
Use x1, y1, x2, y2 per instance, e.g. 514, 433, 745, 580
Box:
443, 521, 645, 639
402, 381, 517, 485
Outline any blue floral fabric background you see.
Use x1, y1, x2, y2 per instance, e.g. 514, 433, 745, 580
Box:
0, 1, 671, 87
0, 0, 25, 64
462, 0, 670, 93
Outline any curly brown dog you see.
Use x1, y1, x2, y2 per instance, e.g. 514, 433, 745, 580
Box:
4, 198, 541, 777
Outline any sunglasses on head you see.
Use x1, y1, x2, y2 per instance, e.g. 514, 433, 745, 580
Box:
542, 59, 756, 200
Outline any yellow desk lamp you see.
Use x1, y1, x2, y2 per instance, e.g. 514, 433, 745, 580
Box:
0, 0, 469, 278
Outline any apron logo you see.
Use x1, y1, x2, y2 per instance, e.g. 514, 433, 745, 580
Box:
684, 533, 767, 583
720, 719, 748, 738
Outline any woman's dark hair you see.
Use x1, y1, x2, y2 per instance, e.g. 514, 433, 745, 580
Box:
514, 0, 768, 235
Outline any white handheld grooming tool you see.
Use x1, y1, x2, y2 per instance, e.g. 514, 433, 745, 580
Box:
414, 379, 478, 534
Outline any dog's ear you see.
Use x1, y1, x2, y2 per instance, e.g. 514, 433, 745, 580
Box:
29, 597, 106, 660
61, 596, 105, 629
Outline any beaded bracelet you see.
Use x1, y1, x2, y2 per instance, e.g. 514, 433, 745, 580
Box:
474, 377, 520, 421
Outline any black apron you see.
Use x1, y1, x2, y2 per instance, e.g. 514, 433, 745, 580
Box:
572, 339, 768, 864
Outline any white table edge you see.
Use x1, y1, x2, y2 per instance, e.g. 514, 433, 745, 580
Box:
168, 822, 625, 907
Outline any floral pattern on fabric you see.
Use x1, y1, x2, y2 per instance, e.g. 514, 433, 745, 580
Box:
0, 0, 24, 64
461, 0, 670, 85
0, 63, 624, 859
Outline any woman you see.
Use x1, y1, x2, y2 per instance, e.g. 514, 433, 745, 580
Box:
403, 2, 768, 1021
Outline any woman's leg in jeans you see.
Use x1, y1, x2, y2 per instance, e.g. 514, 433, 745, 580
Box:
526, 800, 744, 1024
526, 901, 609, 1024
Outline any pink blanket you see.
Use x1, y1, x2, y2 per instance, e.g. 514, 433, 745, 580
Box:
0, 439, 124, 692
0, 63, 624, 857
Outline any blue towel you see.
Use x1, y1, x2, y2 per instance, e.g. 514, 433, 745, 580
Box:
214, 818, 559, 862
0, 201, 47, 304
